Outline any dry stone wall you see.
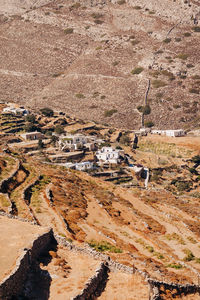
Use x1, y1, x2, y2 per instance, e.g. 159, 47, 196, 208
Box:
0, 228, 54, 299
72, 262, 109, 300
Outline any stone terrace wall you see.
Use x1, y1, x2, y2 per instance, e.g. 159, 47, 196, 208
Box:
0, 229, 54, 299
72, 262, 109, 300
56, 235, 200, 299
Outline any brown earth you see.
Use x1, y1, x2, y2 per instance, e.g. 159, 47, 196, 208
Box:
0, 0, 199, 129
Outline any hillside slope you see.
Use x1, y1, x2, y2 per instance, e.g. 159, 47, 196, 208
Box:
0, 0, 200, 129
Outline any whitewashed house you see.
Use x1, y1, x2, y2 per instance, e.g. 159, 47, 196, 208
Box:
58, 134, 98, 151
164, 130, 185, 137
3, 106, 29, 116
75, 161, 94, 171
151, 129, 185, 137
95, 147, 124, 164
63, 161, 94, 171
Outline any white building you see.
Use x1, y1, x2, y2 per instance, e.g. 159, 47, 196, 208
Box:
3, 106, 29, 116
164, 130, 185, 137
58, 134, 98, 151
95, 147, 124, 164
151, 129, 185, 137
75, 161, 94, 171
63, 161, 94, 171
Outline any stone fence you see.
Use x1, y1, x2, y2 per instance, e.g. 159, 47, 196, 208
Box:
0, 229, 53, 299
72, 262, 109, 300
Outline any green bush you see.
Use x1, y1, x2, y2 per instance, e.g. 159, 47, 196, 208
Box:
119, 134, 130, 145
40, 107, 54, 117
175, 181, 191, 191
163, 38, 171, 43
75, 93, 85, 99
191, 155, 200, 164
38, 139, 44, 149
131, 67, 144, 74
104, 109, 117, 117
117, 0, 126, 4
25, 114, 36, 123
54, 125, 65, 135
192, 26, 200, 32
24, 123, 37, 132
143, 105, 151, 115
183, 249, 195, 261
184, 32, 191, 37
189, 88, 199, 94
88, 240, 123, 253
64, 28, 74, 34
144, 121, 154, 128
152, 80, 167, 88
176, 53, 189, 60
167, 263, 183, 269
94, 19, 104, 24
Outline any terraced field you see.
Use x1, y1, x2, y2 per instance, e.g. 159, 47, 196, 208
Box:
0, 133, 200, 299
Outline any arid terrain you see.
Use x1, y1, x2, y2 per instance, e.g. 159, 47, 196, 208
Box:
0, 101, 200, 299
0, 0, 200, 129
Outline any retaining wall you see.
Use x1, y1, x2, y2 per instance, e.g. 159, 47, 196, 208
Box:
72, 262, 109, 300
0, 229, 54, 299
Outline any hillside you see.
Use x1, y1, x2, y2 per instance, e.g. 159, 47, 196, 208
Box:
0, 112, 200, 299
0, 0, 200, 129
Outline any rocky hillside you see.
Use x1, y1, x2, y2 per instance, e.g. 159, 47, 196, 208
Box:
0, 0, 200, 129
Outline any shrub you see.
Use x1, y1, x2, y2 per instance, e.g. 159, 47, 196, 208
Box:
131, 67, 144, 75
183, 249, 195, 261
175, 37, 181, 42
137, 105, 143, 113
25, 114, 35, 123
117, 0, 125, 4
192, 26, 200, 32
64, 28, 74, 34
133, 5, 141, 9
24, 123, 37, 132
163, 38, 171, 43
104, 109, 117, 117
131, 40, 140, 46
70, 3, 81, 10
120, 134, 130, 145
167, 263, 183, 269
184, 32, 191, 37
38, 139, 44, 149
161, 70, 174, 77
94, 19, 104, 25
112, 61, 119, 66
144, 121, 154, 128
40, 107, 54, 117
75, 93, 85, 99
152, 80, 167, 88
173, 104, 181, 109
176, 53, 189, 60
54, 125, 65, 135
189, 88, 199, 94
88, 240, 122, 253
143, 105, 151, 115
91, 13, 103, 19
175, 181, 191, 191
186, 64, 194, 68
191, 155, 200, 164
